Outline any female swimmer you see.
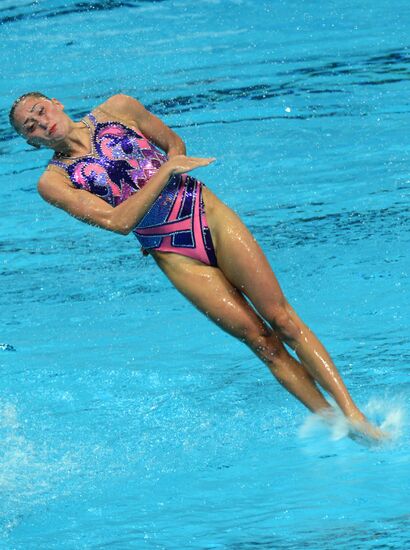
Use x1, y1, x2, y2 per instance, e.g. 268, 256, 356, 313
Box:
9, 92, 387, 444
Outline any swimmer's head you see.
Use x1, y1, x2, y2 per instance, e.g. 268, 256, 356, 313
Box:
9, 92, 68, 149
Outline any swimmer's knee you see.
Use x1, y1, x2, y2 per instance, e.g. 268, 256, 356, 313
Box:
242, 328, 284, 360
266, 303, 301, 346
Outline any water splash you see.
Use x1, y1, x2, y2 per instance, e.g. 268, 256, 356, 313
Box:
365, 397, 405, 441
298, 407, 349, 442
298, 397, 405, 446
0, 401, 79, 538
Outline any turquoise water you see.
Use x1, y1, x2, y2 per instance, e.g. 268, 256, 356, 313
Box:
1, 0, 409, 548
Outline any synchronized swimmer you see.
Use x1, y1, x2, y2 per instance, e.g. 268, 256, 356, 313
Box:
9, 92, 388, 445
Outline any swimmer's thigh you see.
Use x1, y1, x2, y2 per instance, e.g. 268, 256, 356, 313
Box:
203, 188, 289, 316
152, 253, 269, 341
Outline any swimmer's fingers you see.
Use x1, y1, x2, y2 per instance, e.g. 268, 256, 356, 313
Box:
166, 155, 216, 175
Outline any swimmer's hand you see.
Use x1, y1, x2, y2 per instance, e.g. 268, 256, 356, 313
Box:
164, 155, 216, 175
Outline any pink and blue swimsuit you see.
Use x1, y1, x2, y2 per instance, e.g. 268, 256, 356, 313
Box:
48, 111, 217, 267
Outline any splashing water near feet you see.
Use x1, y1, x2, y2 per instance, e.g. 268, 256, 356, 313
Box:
298, 397, 405, 447
365, 398, 404, 441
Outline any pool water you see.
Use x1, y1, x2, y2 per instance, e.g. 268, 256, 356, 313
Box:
1, 0, 409, 548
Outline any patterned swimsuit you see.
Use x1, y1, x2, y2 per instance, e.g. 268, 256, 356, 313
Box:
48, 111, 217, 267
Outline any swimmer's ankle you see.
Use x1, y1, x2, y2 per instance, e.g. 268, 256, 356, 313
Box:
345, 409, 367, 423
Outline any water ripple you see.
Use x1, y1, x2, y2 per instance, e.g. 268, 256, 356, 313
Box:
0, 0, 164, 25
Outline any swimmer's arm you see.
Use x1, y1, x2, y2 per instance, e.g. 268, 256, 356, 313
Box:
38, 165, 174, 234
103, 94, 186, 158
38, 156, 214, 235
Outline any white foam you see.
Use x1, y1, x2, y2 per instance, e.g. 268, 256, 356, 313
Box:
298, 396, 406, 446
0, 400, 80, 533
298, 406, 349, 441
365, 397, 405, 440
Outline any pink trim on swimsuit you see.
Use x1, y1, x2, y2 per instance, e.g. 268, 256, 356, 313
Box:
48, 112, 217, 267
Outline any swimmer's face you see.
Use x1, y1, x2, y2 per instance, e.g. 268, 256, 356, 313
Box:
13, 97, 70, 149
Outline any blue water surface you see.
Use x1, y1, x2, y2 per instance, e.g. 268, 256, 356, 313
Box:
0, 0, 409, 548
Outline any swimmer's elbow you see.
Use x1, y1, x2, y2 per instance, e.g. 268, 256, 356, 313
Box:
118, 225, 133, 236
106, 217, 132, 235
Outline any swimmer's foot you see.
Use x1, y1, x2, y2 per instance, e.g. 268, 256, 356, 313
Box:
346, 412, 389, 447
315, 407, 390, 446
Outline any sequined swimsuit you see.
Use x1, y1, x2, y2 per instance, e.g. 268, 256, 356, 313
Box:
48, 112, 217, 266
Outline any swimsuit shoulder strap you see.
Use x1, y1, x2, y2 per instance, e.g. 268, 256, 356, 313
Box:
47, 157, 69, 171
84, 111, 98, 127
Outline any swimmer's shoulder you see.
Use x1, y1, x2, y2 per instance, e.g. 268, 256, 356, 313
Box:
95, 93, 146, 125
41, 159, 75, 186
38, 161, 76, 203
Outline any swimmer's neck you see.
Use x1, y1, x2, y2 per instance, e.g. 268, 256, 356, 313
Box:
53, 120, 91, 158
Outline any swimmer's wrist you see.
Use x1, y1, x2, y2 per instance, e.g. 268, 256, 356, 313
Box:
161, 158, 183, 177
159, 162, 175, 178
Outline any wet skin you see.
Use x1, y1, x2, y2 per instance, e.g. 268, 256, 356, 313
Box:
13, 94, 388, 445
